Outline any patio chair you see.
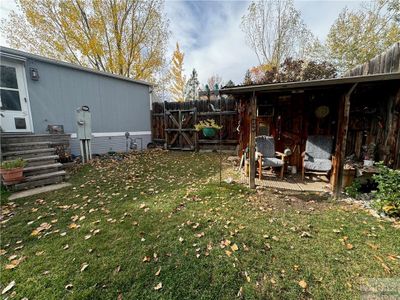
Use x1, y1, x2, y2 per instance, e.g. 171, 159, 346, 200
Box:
302, 135, 333, 180
255, 136, 285, 179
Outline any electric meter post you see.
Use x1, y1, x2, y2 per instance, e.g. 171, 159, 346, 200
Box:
76, 106, 92, 163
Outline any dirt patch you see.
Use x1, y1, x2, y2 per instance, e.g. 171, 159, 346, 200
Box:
247, 187, 344, 213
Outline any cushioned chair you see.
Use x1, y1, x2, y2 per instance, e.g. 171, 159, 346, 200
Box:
255, 136, 285, 179
302, 135, 333, 180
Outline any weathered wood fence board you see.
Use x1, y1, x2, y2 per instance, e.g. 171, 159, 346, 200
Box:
344, 42, 400, 76
151, 99, 239, 151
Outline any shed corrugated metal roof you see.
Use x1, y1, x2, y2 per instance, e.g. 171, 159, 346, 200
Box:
220, 73, 400, 94
0, 46, 153, 87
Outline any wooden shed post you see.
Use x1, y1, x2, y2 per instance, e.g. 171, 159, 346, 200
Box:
333, 83, 357, 198
249, 92, 257, 189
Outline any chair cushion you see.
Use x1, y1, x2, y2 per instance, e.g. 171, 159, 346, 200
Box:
262, 157, 284, 167
256, 136, 275, 158
304, 158, 332, 172
305, 135, 333, 160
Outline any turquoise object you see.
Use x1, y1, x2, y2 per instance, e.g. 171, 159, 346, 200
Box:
202, 127, 216, 137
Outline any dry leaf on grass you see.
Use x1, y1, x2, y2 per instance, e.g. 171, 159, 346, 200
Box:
2, 280, 15, 295
155, 267, 161, 276
154, 282, 163, 290
68, 223, 78, 229
113, 265, 121, 275
298, 280, 308, 289
231, 244, 239, 252
80, 263, 89, 272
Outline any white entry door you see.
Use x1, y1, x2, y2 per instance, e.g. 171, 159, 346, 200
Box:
0, 60, 33, 132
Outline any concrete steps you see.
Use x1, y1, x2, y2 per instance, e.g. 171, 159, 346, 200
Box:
1, 134, 70, 191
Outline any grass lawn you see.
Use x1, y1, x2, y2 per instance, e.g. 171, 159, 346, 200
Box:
1, 151, 399, 299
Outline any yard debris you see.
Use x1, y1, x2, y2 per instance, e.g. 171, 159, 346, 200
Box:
298, 280, 308, 289
68, 223, 78, 229
300, 231, 312, 238
31, 222, 52, 236
154, 282, 163, 290
65, 284, 73, 290
113, 265, 121, 275
80, 262, 89, 272
155, 267, 161, 276
195, 232, 205, 238
231, 243, 239, 252
5, 256, 26, 269
143, 256, 151, 262
2, 280, 15, 295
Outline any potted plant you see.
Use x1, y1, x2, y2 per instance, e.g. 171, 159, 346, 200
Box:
194, 119, 222, 138
0, 158, 26, 184
363, 143, 376, 167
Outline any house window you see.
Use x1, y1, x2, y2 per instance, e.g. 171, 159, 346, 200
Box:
0, 65, 22, 111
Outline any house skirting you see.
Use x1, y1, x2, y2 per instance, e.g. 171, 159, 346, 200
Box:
69, 131, 151, 156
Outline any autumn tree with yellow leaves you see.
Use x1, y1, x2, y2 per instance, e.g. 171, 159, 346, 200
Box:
3, 0, 169, 81
169, 43, 185, 102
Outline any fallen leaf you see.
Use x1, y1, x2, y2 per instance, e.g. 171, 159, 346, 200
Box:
65, 284, 73, 290
298, 280, 308, 289
244, 271, 250, 282
80, 263, 89, 272
300, 232, 312, 238
231, 244, 239, 251
2, 280, 15, 295
225, 250, 232, 257
367, 243, 379, 250
155, 267, 161, 276
68, 223, 78, 229
113, 265, 121, 275
143, 256, 151, 262
154, 282, 163, 290
346, 243, 354, 250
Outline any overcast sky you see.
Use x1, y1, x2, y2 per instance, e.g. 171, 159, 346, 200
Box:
0, 0, 363, 85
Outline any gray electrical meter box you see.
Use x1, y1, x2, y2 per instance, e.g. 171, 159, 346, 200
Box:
76, 106, 92, 140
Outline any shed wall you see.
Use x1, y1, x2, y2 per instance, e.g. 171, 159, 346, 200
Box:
23, 58, 151, 155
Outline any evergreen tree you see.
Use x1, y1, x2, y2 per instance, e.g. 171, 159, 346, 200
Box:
243, 70, 252, 85
225, 80, 235, 87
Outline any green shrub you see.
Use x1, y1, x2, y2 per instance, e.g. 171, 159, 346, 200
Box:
372, 162, 400, 217
1, 158, 26, 170
345, 179, 361, 198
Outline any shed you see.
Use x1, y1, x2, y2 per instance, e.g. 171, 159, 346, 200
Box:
221, 44, 400, 197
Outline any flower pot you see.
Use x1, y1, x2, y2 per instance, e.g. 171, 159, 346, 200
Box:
1, 167, 24, 184
202, 127, 217, 137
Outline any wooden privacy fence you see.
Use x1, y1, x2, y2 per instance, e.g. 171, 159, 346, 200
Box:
152, 99, 239, 151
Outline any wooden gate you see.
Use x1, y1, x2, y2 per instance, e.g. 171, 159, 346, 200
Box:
165, 108, 197, 150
